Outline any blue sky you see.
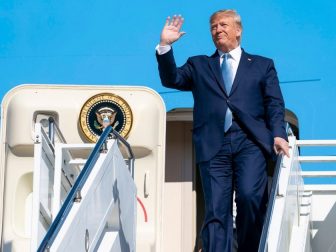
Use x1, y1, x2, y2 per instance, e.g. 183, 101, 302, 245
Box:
1, 0, 336, 142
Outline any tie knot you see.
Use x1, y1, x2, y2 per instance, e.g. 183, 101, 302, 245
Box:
221, 53, 232, 70
223, 53, 230, 61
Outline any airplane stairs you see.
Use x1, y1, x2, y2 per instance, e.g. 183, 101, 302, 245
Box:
30, 118, 336, 252
31, 122, 136, 252
258, 128, 336, 251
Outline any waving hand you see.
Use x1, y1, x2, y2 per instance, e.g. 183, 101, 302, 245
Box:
160, 15, 186, 46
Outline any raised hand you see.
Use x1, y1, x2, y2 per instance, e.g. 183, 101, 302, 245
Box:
160, 15, 186, 46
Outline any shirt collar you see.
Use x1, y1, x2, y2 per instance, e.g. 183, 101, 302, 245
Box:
218, 46, 242, 62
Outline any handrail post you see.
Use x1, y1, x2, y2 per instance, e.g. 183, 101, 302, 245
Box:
48, 117, 55, 145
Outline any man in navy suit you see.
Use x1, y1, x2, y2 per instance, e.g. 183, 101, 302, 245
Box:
156, 9, 289, 252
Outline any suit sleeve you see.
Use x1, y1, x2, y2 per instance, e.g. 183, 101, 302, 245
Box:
156, 48, 193, 91
263, 60, 288, 141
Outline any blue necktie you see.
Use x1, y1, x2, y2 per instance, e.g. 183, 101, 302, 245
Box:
222, 53, 233, 132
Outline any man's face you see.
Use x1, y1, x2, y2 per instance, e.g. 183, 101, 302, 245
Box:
210, 14, 241, 52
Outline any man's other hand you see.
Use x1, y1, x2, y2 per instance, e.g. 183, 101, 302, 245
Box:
274, 137, 290, 157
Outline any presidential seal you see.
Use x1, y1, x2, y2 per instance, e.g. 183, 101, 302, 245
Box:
79, 93, 133, 142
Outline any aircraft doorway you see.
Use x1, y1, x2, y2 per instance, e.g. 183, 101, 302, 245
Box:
162, 108, 299, 252
163, 108, 203, 252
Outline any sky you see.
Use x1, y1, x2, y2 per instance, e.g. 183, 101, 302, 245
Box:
1, 0, 336, 145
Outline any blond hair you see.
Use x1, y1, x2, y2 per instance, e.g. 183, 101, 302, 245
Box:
210, 9, 242, 28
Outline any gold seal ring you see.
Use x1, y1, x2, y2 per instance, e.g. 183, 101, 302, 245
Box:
79, 93, 133, 142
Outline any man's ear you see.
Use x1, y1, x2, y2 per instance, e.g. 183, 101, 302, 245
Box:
235, 27, 242, 43
236, 27, 242, 38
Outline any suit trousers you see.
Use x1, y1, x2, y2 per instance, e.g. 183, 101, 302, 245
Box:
198, 121, 268, 252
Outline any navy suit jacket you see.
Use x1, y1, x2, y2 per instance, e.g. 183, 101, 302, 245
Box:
156, 48, 287, 163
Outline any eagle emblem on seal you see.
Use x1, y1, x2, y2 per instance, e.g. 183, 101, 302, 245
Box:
94, 107, 119, 130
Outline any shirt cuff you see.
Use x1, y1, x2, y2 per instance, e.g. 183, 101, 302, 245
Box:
155, 44, 171, 55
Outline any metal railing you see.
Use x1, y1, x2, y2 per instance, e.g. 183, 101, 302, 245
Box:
37, 125, 134, 251
110, 126, 135, 178
48, 117, 67, 145
258, 124, 293, 252
258, 154, 284, 252
297, 139, 336, 190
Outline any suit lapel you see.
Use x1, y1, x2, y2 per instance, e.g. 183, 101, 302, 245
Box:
208, 51, 228, 96
230, 50, 253, 95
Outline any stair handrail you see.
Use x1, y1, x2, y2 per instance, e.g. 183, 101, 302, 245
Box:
258, 153, 284, 252
48, 117, 67, 145
258, 124, 293, 252
110, 126, 135, 178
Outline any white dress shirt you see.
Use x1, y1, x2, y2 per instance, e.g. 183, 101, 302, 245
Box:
218, 46, 242, 82
156, 44, 172, 55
